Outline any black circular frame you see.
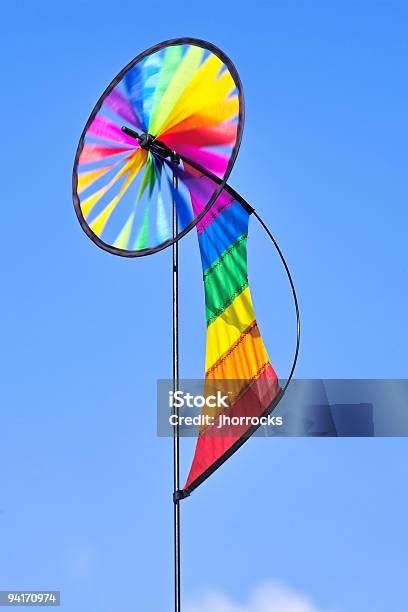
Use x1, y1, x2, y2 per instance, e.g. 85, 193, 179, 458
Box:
72, 37, 245, 258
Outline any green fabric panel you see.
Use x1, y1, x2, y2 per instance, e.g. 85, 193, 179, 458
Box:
137, 155, 156, 202
134, 206, 150, 250
204, 235, 248, 325
148, 45, 183, 134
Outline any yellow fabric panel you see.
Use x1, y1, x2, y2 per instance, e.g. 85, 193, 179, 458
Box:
216, 69, 237, 100
80, 185, 110, 218
203, 323, 271, 421
113, 211, 135, 249
108, 150, 146, 190
205, 287, 255, 371
89, 199, 117, 237
77, 165, 113, 193
88, 150, 147, 237
80, 151, 145, 219
164, 54, 223, 126
149, 45, 204, 136
206, 322, 270, 382
158, 54, 237, 136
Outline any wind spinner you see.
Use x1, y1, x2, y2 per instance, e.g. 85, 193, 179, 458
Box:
72, 37, 299, 612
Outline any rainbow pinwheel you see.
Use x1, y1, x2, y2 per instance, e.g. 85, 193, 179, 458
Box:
73, 37, 299, 612
73, 39, 243, 256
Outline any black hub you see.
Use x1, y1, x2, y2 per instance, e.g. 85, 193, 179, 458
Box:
138, 132, 155, 150
121, 126, 180, 164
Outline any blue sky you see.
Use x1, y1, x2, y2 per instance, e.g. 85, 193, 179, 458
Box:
1, 1, 407, 611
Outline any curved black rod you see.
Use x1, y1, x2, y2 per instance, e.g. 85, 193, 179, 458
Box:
252, 209, 301, 397
179, 195, 301, 498
181, 211, 301, 497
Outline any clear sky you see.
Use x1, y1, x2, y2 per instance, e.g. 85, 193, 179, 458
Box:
1, 1, 407, 611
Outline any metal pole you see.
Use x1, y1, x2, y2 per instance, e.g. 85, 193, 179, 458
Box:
172, 169, 181, 612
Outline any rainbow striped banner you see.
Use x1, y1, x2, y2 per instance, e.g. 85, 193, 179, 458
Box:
184, 193, 280, 494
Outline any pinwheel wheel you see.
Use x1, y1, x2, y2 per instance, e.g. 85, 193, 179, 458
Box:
73, 38, 243, 255
72, 38, 299, 612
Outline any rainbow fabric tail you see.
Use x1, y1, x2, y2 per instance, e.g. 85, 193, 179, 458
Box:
183, 192, 280, 495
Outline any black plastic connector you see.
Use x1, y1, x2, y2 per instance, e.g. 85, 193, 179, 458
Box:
173, 489, 189, 503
